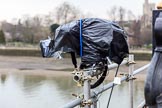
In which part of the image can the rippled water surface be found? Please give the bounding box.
[0,56,148,108]
[0,73,145,108]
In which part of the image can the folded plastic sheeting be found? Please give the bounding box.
[40,37,62,59]
[40,18,129,65]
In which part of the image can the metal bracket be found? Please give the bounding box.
[72,93,84,99]
[127,61,136,66]
[72,93,93,107]
[81,99,93,106]
[120,73,136,82]
[71,68,82,75]
[126,75,137,82]
[83,76,93,80]
[71,93,85,108]
[72,69,84,86]
[120,73,129,76]
[72,69,94,87]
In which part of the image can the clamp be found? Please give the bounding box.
[81,99,93,107]
[126,75,137,82]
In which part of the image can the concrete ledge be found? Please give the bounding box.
[0,48,41,57]
[0,48,152,60]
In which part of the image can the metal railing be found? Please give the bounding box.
[60,55,150,108]
[137,100,146,108]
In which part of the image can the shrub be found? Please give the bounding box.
[0,30,6,44]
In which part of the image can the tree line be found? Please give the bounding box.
[0,2,152,48]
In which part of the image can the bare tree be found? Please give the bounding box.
[1,21,18,41]
[118,6,126,27]
[130,20,142,47]
[23,17,34,43]
[107,6,117,21]
[43,12,54,26]
[31,16,50,42]
[140,27,152,45]
[55,2,80,24]
[118,7,125,21]
[127,10,135,21]
[21,15,50,43]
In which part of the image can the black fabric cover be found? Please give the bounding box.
[52,18,129,65]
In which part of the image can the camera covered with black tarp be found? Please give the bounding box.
[40,18,129,88]
[40,18,129,66]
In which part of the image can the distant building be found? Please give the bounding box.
[142,0,155,28]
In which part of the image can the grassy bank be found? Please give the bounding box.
[130,50,152,61]
[0,47,152,60]
[0,47,41,57]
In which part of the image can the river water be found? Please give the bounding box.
[0,56,149,108]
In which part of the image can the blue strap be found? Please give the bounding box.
[80,19,83,57]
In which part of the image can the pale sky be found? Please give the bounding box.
[0,0,161,22]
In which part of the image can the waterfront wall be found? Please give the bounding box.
[0,48,152,60]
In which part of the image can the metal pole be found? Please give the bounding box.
[61,63,150,108]
[129,55,134,108]
[137,100,145,108]
[83,71,91,108]
[91,96,97,108]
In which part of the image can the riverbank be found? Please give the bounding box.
[0,56,149,81]
[0,47,152,60]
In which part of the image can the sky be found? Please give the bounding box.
[0,0,161,22]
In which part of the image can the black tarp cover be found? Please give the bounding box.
[52,18,129,64]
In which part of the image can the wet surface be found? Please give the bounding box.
[0,56,150,108]
[0,56,75,71]
[0,73,145,108]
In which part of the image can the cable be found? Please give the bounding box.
[70,52,77,68]
[91,65,108,89]
[106,64,120,108]
[91,59,108,89]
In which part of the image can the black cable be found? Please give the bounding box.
[70,52,77,68]
[91,59,108,89]
[91,65,108,89]
[106,64,120,108]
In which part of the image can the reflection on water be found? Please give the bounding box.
[99,80,144,108]
[0,74,7,84]
[0,73,144,108]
